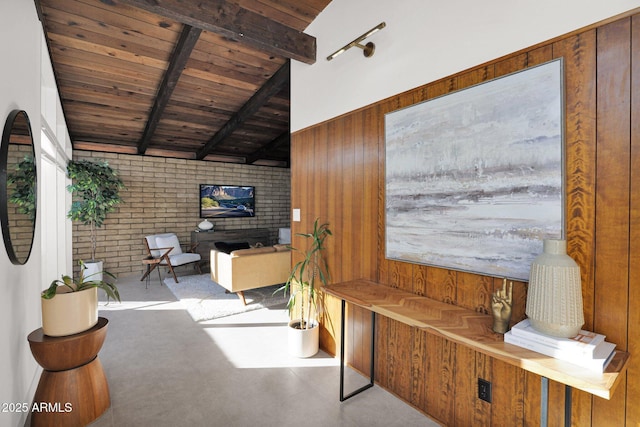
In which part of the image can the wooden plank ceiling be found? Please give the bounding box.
[36,0,331,167]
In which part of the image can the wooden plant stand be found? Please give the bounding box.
[27,317,110,427]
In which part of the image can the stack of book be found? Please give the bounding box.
[504,319,616,372]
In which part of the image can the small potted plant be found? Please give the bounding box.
[41,261,120,337]
[66,159,124,280]
[279,218,331,357]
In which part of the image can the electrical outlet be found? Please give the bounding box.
[478,378,492,403]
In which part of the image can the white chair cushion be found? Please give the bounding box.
[161,252,201,267]
[155,234,183,256]
[146,235,162,258]
[146,233,179,257]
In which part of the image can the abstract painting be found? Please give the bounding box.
[385,59,564,281]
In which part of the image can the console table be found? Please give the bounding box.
[322,279,630,427]
[191,228,271,267]
[27,317,110,427]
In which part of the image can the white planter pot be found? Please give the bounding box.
[84,260,103,282]
[41,287,98,337]
[288,320,319,358]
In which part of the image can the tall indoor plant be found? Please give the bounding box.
[280,218,331,357]
[67,159,124,279]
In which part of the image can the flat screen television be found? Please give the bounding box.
[200,184,255,218]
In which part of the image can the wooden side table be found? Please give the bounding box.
[27,317,110,427]
[140,256,162,287]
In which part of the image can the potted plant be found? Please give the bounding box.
[67,159,124,280]
[41,260,120,337]
[279,218,331,357]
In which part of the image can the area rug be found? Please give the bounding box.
[163,274,287,321]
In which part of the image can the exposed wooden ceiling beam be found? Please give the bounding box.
[138,24,202,155]
[117,0,316,64]
[196,60,290,160]
[245,131,289,164]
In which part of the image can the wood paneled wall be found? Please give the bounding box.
[291,11,639,427]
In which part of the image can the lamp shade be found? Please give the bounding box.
[525,239,584,338]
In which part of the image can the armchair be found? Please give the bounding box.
[142,233,202,283]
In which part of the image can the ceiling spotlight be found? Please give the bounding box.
[327,22,386,61]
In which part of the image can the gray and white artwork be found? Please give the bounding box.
[385,59,564,281]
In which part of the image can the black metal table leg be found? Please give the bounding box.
[565,384,572,427]
[339,299,375,401]
[541,376,572,427]
[541,376,549,427]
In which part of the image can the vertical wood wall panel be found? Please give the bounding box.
[490,359,525,426]
[426,335,455,425]
[628,14,640,427]
[410,328,428,411]
[291,11,639,426]
[593,18,631,427]
[388,320,412,402]
[554,29,598,426]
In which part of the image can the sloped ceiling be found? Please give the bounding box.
[36,0,332,167]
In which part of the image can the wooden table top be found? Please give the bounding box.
[28,317,109,371]
[322,279,630,400]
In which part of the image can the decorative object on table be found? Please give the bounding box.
[278,218,331,358]
[511,318,605,358]
[491,278,513,334]
[41,260,120,337]
[384,59,564,281]
[504,319,616,373]
[198,218,214,231]
[0,109,37,265]
[526,239,584,338]
[66,159,125,280]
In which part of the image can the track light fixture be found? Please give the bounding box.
[326,22,386,61]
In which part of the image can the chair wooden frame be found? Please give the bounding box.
[141,236,202,283]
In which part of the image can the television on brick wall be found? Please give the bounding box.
[199,184,255,218]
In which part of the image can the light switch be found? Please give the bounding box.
[293,209,301,222]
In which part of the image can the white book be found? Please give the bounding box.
[511,319,605,358]
[504,331,616,373]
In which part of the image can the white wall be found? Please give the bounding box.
[0,1,43,426]
[291,0,640,132]
[0,1,71,426]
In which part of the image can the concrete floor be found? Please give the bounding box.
[90,271,441,427]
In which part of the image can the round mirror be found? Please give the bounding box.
[0,110,37,265]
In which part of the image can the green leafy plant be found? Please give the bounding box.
[67,159,124,261]
[278,218,331,330]
[42,260,121,303]
[7,155,36,222]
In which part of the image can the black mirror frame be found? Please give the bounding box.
[0,109,37,265]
